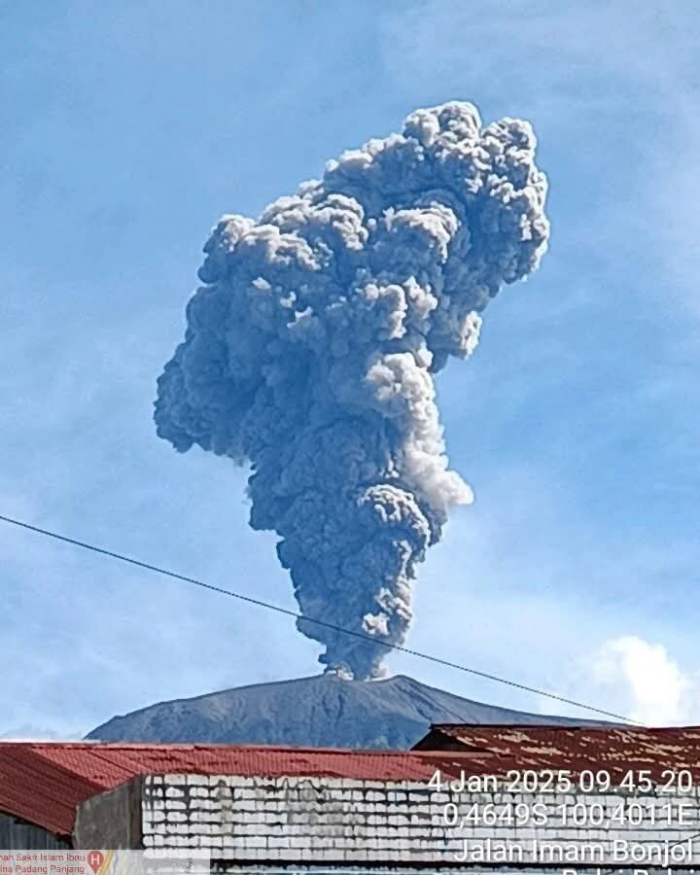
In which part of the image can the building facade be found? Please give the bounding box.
[3,727,700,870]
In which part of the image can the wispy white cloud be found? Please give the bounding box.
[387,460,700,721]
[581,636,698,725]
[0,724,81,741]
[1,0,697,736]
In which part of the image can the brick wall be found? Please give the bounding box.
[135,773,700,868]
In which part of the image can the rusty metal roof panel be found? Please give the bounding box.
[0,742,457,836]
[6,729,700,839]
[417,724,700,776]
[0,745,102,837]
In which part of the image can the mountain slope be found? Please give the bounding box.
[87,674,595,749]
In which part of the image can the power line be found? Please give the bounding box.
[0,511,642,725]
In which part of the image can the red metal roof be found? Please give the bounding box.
[414,723,700,777]
[0,742,461,838]
[7,728,700,839]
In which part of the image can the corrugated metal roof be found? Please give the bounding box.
[7,728,700,839]
[0,742,463,837]
[414,724,700,777]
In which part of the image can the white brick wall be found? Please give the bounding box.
[139,773,700,868]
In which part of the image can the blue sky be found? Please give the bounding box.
[1,0,699,736]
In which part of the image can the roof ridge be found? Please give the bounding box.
[0,740,439,755]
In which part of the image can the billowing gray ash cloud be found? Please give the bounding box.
[155,102,550,680]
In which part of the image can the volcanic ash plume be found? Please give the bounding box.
[155,101,550,679]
